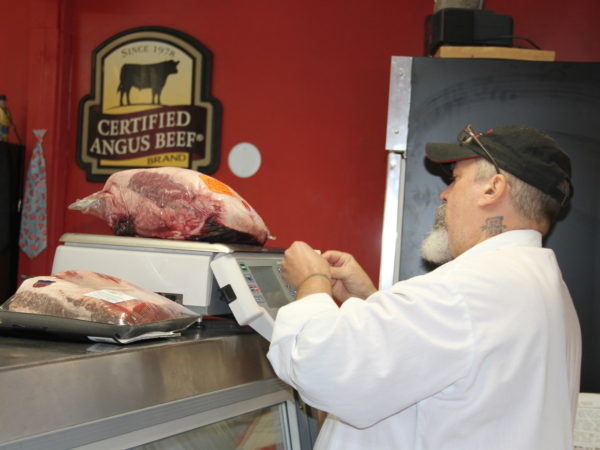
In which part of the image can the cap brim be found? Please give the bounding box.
[425,142,480,163]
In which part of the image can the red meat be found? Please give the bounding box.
[69,167,271,245]
[6,270,195,325]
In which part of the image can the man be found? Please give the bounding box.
[267,125,582,449]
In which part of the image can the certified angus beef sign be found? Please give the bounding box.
[77,27,222,181]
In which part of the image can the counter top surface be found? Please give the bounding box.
[0,320,253,371]
[0,321,277,445]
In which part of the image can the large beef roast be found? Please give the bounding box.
[5,270,196,325]
[69,167,271,245]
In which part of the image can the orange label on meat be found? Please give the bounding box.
[200,175,237,197]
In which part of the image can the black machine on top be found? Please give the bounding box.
[426,8,514,55]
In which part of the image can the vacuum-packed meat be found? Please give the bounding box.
[68,167,271,245]
[4,270,196,325]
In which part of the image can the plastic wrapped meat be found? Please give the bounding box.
[4,270,197,325]
[68,167,271,245]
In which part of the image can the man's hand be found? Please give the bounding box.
[282,241,332,299]
[323,250,377,302]
[282,242,377,303]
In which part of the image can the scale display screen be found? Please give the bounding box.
[248,265,290,309]
[236,258,295,318]
[210,252,295,341]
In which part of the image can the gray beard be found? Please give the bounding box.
[421,204,452,265]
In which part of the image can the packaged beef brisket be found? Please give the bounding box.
[3,270,198,326]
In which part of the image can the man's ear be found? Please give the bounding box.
[478,174,508,206]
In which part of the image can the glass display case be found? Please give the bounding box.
[0,328,317,449]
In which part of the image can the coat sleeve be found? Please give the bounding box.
[266,277,474,429]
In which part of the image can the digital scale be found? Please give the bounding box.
[51,233,296,341]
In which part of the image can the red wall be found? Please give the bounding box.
[2,0,600,288]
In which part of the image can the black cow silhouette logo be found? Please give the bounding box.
[118,60,179,106]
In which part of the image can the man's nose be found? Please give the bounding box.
[439,187,449,202]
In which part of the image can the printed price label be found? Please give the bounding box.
[86,289,136,303]
[574,393,600,449]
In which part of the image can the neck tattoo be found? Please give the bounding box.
[481,216,506,237]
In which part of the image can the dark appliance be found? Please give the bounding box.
[0,142,24,302]
[426,9,513,54]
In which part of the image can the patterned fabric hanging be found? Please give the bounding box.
[19,129,48,259]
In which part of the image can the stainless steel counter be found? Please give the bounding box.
[0,324,295,448]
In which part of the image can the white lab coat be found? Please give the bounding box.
[267,230,581,449]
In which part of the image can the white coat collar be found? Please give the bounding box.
[457,229,543,261]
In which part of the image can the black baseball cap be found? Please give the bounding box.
[425,125,572,205]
